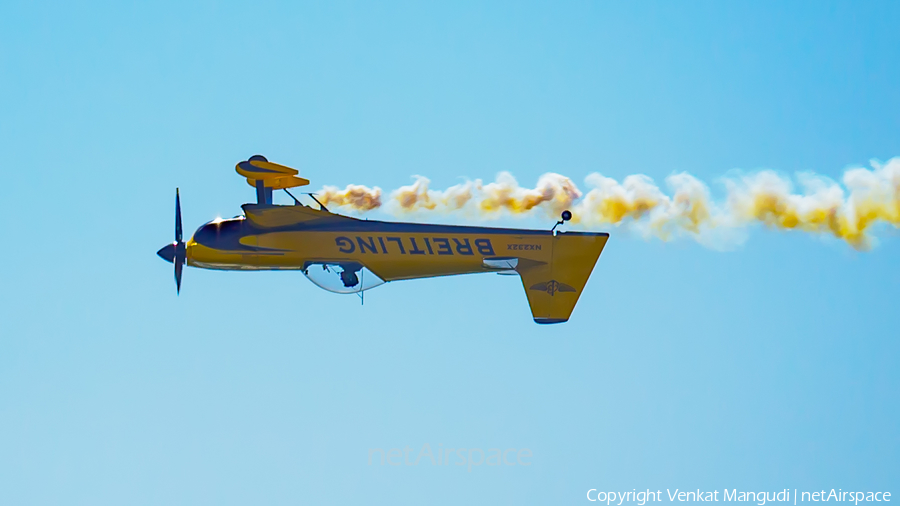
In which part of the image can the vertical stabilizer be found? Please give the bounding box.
[518,232,609,324]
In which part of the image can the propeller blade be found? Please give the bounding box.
[166,188,187,294]
[175,188,183,243]
[175,258,183,295]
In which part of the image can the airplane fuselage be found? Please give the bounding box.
[187,204,597,280]
[170,202,608,323]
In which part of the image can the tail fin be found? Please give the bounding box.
[518,232,609,324]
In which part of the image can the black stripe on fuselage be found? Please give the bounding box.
[254,213,610,237]
[191,211,609,251]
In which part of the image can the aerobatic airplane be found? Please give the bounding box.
[156,156,609,323]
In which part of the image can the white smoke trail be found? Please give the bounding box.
[317,157,900,250]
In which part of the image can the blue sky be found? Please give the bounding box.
[1,1,898,504]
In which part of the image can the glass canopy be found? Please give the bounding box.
[303,262,385,294]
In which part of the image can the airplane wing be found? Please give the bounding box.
[236,158,310,189]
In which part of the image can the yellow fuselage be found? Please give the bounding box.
[183,203,608,323]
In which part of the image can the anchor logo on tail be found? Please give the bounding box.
[529,280,576,296]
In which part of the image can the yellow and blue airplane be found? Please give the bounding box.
[157,156,609,323]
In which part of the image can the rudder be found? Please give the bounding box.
[518,232,608,324]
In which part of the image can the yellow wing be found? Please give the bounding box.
[236,157,310,190]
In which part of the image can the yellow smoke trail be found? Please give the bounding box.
[391,176,477,211]
[317,157,900,250]
[386,172,582,215]
[318,184,383,211]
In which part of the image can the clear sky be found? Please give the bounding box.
[1,1,898,504]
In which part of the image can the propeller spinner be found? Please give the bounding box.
[156,189,187,294]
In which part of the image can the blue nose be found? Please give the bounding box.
[157,243,176,263]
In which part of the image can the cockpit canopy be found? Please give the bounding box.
[303,262,385,294]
